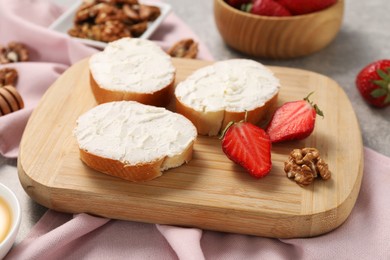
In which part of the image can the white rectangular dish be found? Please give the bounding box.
[49,0,172,49]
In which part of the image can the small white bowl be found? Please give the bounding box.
[49,0,172,49]
[0,183,21,259]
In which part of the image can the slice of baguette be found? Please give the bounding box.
[74,101,197,182]
[89,38,176,107]
[175,59,280,136]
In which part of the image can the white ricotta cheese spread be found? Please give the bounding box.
[89,38,175,93]
[74,101,197,165]
[175,59,280,112]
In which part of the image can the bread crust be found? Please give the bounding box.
[175,93,279,136]
[79,140,195,182]
[90,72,175,107]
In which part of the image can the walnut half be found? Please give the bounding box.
[0,68,18,87]
[167,39,198,59]
[0,42,29,64]
[284,147,331,186]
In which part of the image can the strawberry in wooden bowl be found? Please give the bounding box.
[274,0,337,15]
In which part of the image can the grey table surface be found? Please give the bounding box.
[0,0,389,246]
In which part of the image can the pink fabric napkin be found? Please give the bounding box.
[0,0,212,158]
[5,147,390,259]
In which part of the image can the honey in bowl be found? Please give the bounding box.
[0,197,12,243]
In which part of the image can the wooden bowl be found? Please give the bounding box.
[214,0,344,59]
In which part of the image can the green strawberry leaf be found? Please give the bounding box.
[371,88,387,98]
[241,3,252,12]
[219,111,248,140]
[219,121,235,140]
[303,92,324,118]
[313,104,324,117]
[373,79,388,89]
[376,69,390,81]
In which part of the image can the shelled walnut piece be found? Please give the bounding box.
[0,42,29,64]
[68,0,161,42]
[284,148,331,186]
[0,68,18,87]
[167,39,198,59]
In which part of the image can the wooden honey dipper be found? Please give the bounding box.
[0,85,24,116]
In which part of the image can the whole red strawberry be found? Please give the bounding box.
[275,0,337,15]
[266,93,323,143]
[225,0,251,9]
[250,0,292,16]
[221,115,272,178]
[356,59,390,108]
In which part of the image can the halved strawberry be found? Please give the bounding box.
[221,115,272,178]
[265,93,323,143]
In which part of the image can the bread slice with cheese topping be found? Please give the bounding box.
[174,59,280,136]
[74,101,197,182]
[89,38,176,107]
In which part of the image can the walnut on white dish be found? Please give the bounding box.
[284,147,331,186]
[0,42,29,64]
[69,20,132,42]
[68,0,161,43]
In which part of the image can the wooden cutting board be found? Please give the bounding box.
[18,58,363,238]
